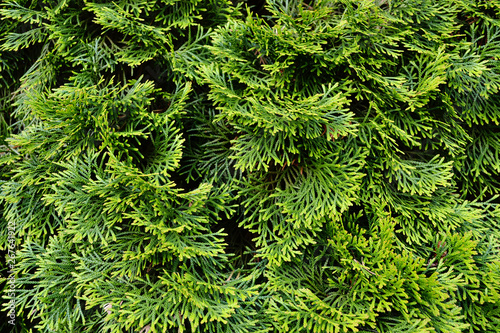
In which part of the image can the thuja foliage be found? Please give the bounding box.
[1,0,500,332]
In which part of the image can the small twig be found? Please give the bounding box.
[226,270,234,282]
[139,324,151,333]
[0,145,20,155]
[353,258,377,276]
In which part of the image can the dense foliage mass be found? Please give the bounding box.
[1,0,500,332]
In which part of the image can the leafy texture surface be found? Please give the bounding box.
[1,0,500,332]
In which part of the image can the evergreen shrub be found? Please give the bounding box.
[1,0,500,332]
